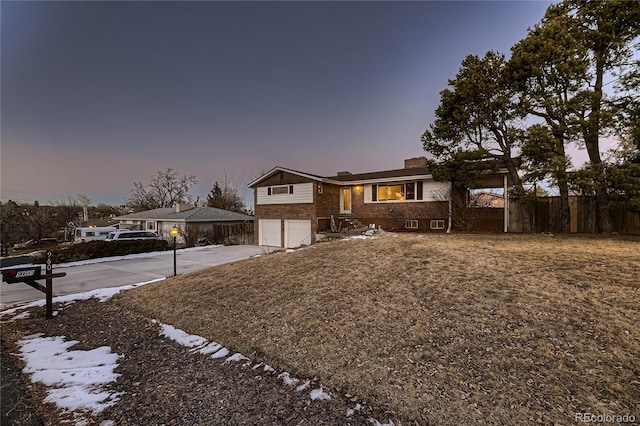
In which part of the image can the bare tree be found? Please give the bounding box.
[206,172,250,214]
[76,193,91,222]
[127,168,197,211]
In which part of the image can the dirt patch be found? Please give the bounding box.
[1,299,375,425]
[117,233,640,425]
[1,339,44,426]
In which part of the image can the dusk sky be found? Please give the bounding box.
[1,1,555,207]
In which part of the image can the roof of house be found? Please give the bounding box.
[248,165,434,187]
[247,166,342,187]
[248,160,512,188]
[325,166,433,183]
[115,206,253,223]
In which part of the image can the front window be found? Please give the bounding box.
[378,184,405,201]
[373,182,422,202]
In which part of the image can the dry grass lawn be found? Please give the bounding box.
[117,233,640,425]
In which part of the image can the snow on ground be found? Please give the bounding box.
[17,333,123,415]
[0,278,165,320]
[2,253,396,426]
[2,245,222,269]
[310,387,331,401]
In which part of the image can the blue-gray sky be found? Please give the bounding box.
[1,0,554,206]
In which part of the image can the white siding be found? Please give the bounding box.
[364,185,372,203]
[423,181,452,201]
[256,183,314,205]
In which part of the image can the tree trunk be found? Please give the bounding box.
[558,180,571,233]
[595,187,612,233]
[504,158,533,232]
[583,51,612,233]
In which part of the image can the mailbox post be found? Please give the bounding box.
[46,251,53,318]
[1,251,66,319]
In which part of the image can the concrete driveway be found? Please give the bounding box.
[0,245,265,307]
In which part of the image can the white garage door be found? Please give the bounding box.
[259,219,281,247]
[285,220,311,248]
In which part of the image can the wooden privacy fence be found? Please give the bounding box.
[509,196,640,235]
[187,222,254,246]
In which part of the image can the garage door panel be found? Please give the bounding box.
[285,220,311,248]
[259,219,281,247]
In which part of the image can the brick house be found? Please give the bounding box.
[248,157,512,248]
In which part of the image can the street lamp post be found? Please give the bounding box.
[170,226,179,276]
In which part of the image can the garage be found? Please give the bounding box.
[259,219,281,247]
[285,220,312,248]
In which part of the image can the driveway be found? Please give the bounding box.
[0,245,265,307]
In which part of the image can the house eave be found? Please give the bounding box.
[247,166,342,187]
[339,174,434,185]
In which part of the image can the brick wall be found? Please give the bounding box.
[354,201,449,230]
[253,171,321,245]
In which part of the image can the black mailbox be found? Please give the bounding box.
[1,266,42,284]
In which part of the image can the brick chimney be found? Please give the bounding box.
[336,171,352,176]
[404,157,428,169]
[175,203,194,213]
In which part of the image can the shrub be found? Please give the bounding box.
[31,240,169,264]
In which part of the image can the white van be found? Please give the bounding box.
[105,230,159,241]
[74,227,117,243]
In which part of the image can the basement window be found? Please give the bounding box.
[430,220,445,230]
[405,219,419,229]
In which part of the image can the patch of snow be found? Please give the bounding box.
[309,387,331,400]
[252,362,275,373]
[1,278,165,316]
[369,419,395,426]
[277,372,299,386]
[347,403,362,416]
[263,364,275,373]
[159,323,208,348]
[211,347,230,359]
[9,310,30,320]
[225,352,249,363]
[295,380,310,392]
[196,342,222,355]
[17,333,123,415]
[7,245,222,270]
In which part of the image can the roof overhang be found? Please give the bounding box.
[247,166,342,187]
[466,168,513,189]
